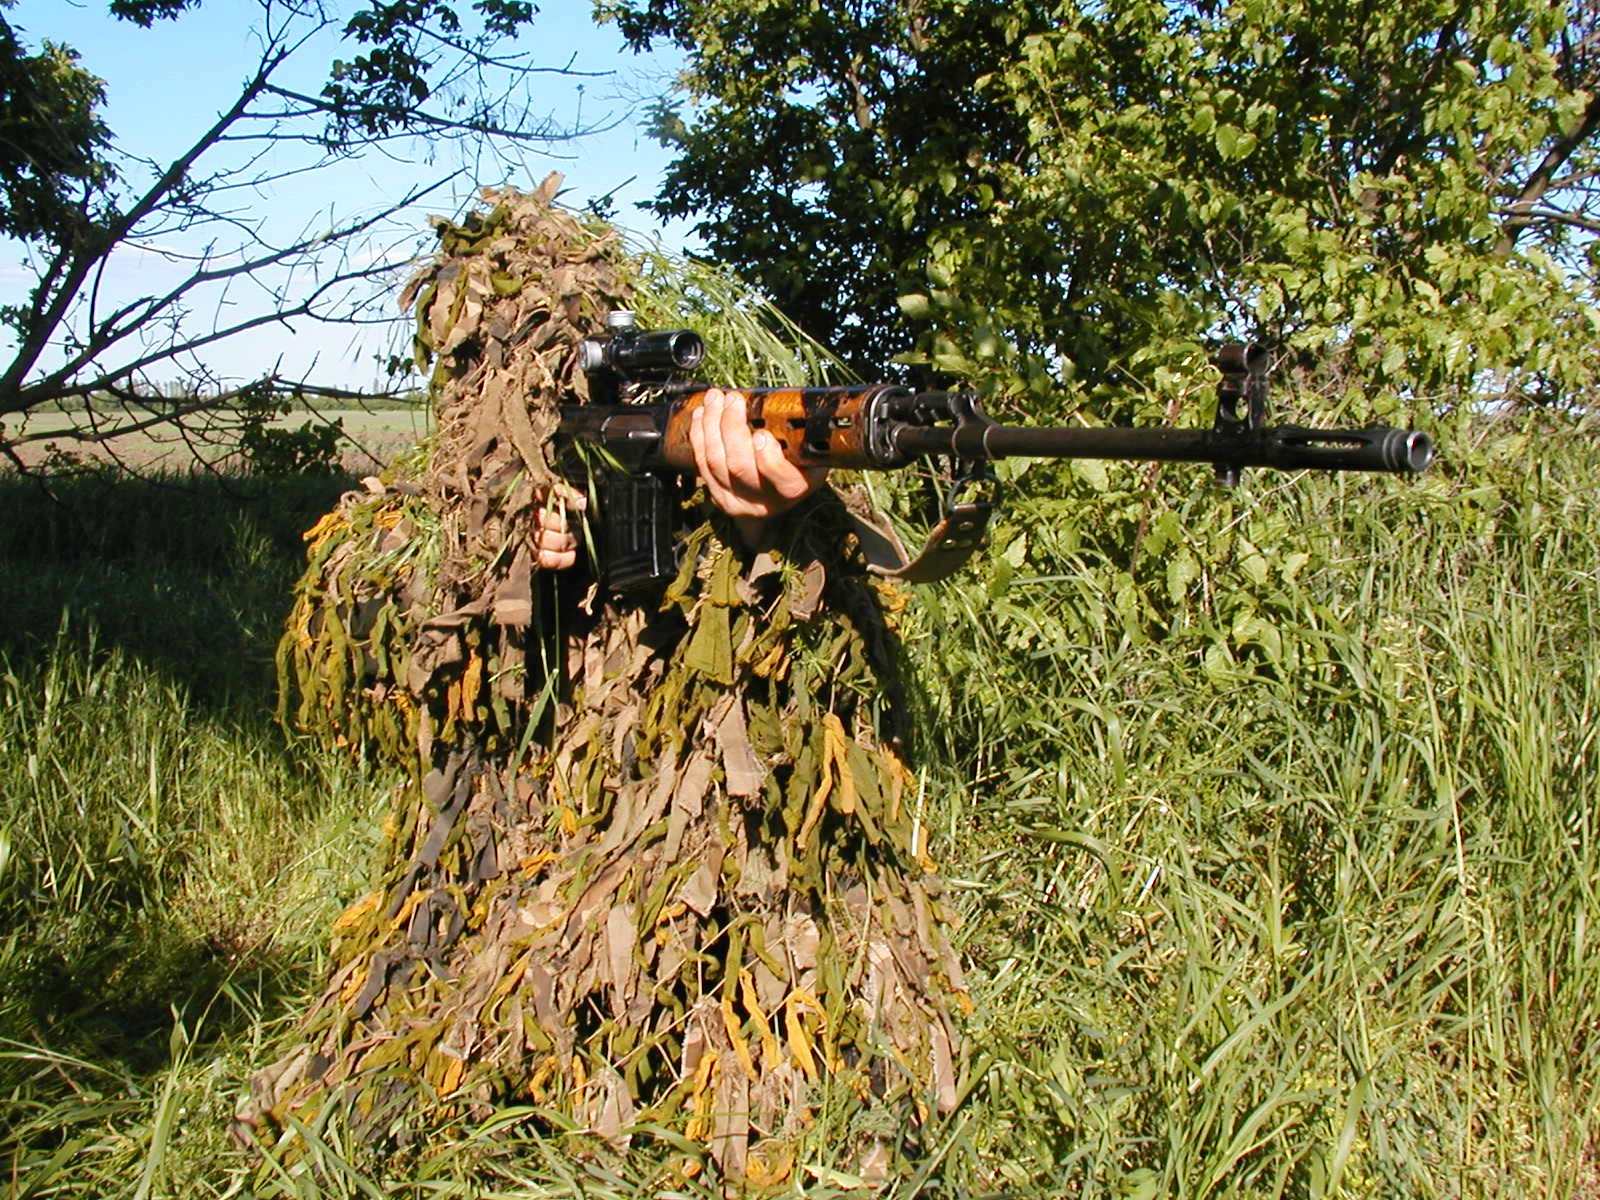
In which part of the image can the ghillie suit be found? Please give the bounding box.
[243,178,969,1182]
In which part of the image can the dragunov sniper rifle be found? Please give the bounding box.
[559,311,1435,590]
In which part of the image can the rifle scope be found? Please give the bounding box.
[577,321,704,378]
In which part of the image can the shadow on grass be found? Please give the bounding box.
[0,470,361,1095]
[0,470,351,715]
[18,917,298,1078]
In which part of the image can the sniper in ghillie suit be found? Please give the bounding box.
[239,177,970,1186]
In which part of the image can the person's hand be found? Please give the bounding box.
[531,483,586,571]
[689,387,828,546]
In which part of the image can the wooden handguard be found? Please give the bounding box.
[655,386,902,472]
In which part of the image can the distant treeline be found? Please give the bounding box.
[37,390,429,414]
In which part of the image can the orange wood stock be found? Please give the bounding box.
[656,386,889,472]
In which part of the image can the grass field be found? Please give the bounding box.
[1,413,1597,1196]
[8,408,429,473]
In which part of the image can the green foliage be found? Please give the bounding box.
[0,633,393,1200]
[609,0,1600,406]
[892,411,1600,1193]
[236,389,346,477]
[106,0,202,26]
[0,471,350,702]
[0,473,389,1197]
[0,630,378,1069]
[325,0,537,140]
[0,13,111,244]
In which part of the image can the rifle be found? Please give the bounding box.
[559,312,1434,590]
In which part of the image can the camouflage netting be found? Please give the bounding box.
[244,176,969,1182]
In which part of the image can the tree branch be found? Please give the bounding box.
[1498,90,1600,251]
[0,41,294,404]
[1496,203,1600,237]
[2,0,616,470]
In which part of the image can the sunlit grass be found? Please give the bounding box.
[0,630,393,1197]
[912,423,1600,1196]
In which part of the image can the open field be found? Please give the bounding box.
[7,408,429,473]
[1,414,1598,1196]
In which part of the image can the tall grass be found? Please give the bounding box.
[0,472,348,707]
[1,417,1597,1196]
[905,418,1600,1196]
[0,475,388,1198]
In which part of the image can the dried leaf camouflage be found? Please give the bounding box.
[248,179,968,1181]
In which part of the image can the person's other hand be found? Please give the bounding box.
[531,483,587,571]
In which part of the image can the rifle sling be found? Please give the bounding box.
[842,488,994,585]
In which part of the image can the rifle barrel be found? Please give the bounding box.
[890,422,1434,475]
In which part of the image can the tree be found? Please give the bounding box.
[610,0,1600,411]
[0,13,112,245]
[0,0,601,471]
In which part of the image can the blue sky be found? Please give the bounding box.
[8,0,694,390]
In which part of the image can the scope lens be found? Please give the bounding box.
[612,330,704,373]
[662,331,704,370]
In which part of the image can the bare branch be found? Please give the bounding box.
[1496,204,1600,237]
[7,390,253,449]
[2,0,617,471]
[0,42,292,402]
[256,80,619,145]
[42,179,444,389]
